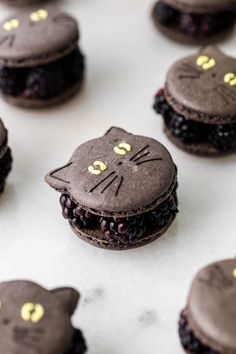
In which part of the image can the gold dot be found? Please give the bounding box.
[30,9,48,22]
[21,303,45,323]
[233,268,236,278]
[3,19,20,31]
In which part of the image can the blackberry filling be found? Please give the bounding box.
[65,329,87,354]
[60,191,178,246]
[155,1,235,37]
[0,148,12,192]
[154,89,236,153]
[179,311,220,354]
[0,48,85,100]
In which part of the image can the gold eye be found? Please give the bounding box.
[3,19,20,31]
[196,56,216,70]
[114,143,132,156]
[88,161,107,175]
[21,303,45,323]
[30,9,48,22]
[233,268,236,278]
[224,73,236,86]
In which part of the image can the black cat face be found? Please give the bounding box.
[46,127,176,215]
[166,46,236,117]
[0,281,79,354]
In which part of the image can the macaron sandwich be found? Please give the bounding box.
[0,280,87,353]
[0,6,85,108]
[179,258,236,354]
[46,127,178,250]
[154,46,236,156]
[152,0,236,44]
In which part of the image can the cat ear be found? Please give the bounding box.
[199,46,225,59]
[51,287,80,315]
[104,127,131,141]
[45,161,74,191]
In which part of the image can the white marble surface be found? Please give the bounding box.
[0,0,236,353]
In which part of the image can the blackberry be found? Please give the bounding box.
[208,124,236,153]
[59,190,178,246]
[179,311,220,354]
[170,114,205,144]
[179,14,198,36]
[64,49,85,84]
[25,64,64,99]
[66,329,87,354]
[0,148,12,192]
[156,1,178,25]
[200,15,218,36]
[149,194,178,227]
[60,194,95,229]
[153,89,172,125]
[100,193,178,244]
[100,215,147,245]
[0,67,26,96]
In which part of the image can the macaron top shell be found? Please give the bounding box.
[166,46,236,123]
[163,0,236,14]
[0,6,79,67]
[46,127,177,217]
[0,280,80,354]
[187,259,236,354]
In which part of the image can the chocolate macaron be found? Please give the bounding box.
[0,280,87,354]
[154,46,236,156]
[152,0,236,44]
[0,118,12,193]
[179,259,236,354]
[45,127,178,250]
[0,6,85,108]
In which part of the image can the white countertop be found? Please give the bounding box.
[0,0,236,353]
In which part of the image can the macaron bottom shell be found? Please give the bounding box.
[154,89,236,156]
[152,1,235,44]
[0,48,85,109]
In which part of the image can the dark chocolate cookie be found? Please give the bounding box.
[45,127,178,250]
[0,118,12,193]
[153,46,236,156]
[0,6,85,108]
[179,259,236,354]
[151,0,236,44]
[0,280,87,354]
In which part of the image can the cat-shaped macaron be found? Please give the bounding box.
[179,259,236,354]
[0,6,85,108]
[0,280,87,354]
[154,46,236,155]
[152,0,236,44]
[46,127,178,250]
